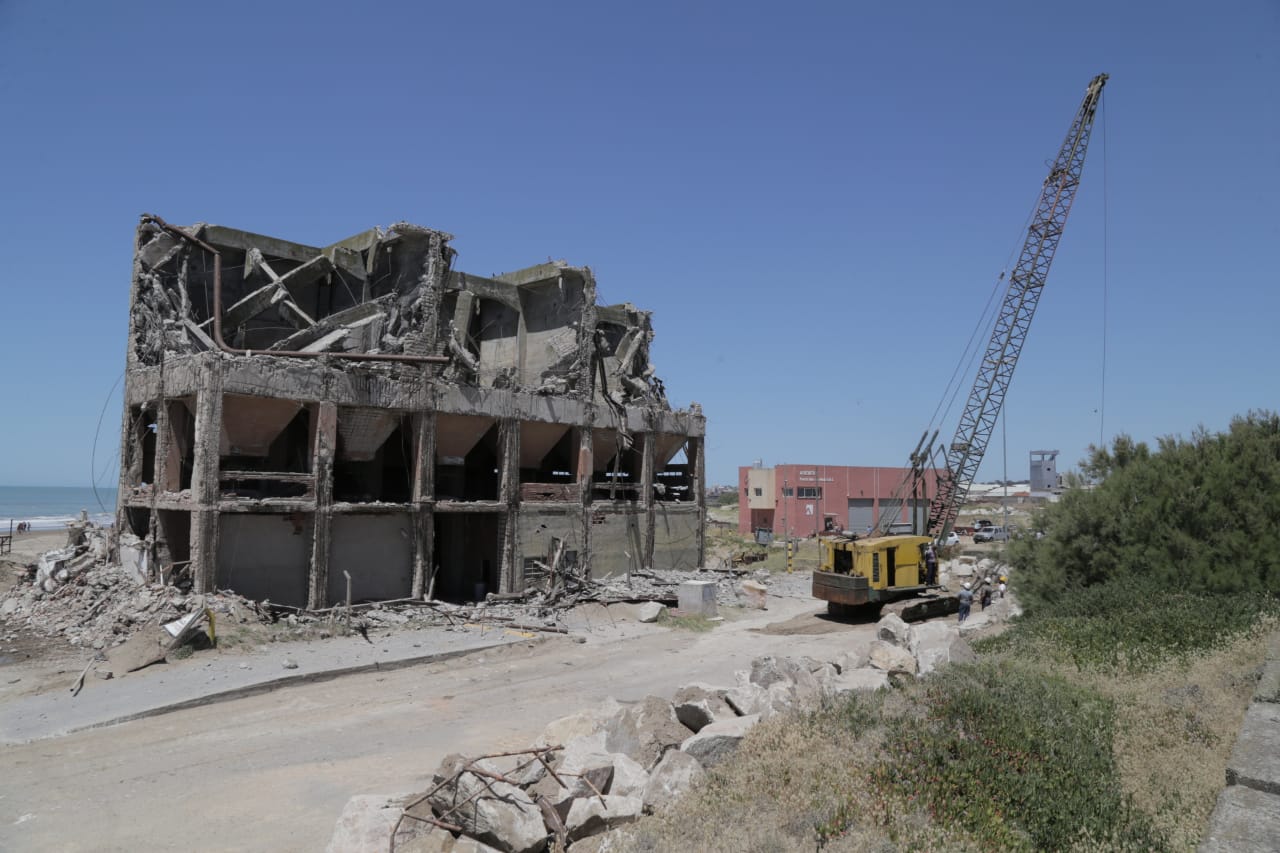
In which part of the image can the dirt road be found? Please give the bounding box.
[0,586,872,852]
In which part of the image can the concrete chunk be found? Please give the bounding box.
[868,640,918,675]
[1199,784,1280,852]
[642,750,705,813]
[1226,702,1280,796]
[677,581,717,617]
[564,795,642,842]
[679,714,759,768]
[325,793,408,853]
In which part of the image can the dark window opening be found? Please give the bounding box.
[334,417,414,503]
[435,422,500,501]
[220,407,314,499]
[163,399,196,492]
[434,513,501,602]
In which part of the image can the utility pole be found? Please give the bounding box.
[783,476,793,573]
[1002,406,1010,534]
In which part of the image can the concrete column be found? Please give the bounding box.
[641,430,656,570]
[498,418,520,593]
[307,401,337,609]
[577,424,594,577]
[189,358,223,594]
[411,411,436,598]
[689,437,707,567]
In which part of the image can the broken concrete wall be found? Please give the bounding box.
[216,514,313,607]
[328,513,413,603]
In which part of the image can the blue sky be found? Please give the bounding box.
[0,1,1276,489]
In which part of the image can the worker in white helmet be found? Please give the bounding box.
[957,581,974,623]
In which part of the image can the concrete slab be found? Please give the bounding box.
[1200,784,1280,852]
[1226,701,1280,796]
[0,625,530,744]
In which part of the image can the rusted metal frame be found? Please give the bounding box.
[141,214,449,365]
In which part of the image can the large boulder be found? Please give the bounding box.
[724,681,770,717]
[604,753,649,799]
[868,639,918,676]
[875,613,912,648]
[911,622,977,676]
[635,601,665,623]
[564,829,630,852]
[671,684,734,732]
[427,756,547,853]
[740,580,768,609]
[397,829,504,853]
[748,656,793,688]
[325,794,409,853]
[642,750,706,813]
[833,649,869,674]
[538,753,614,808]
[828,667,891,694]
[603,696,693,769]
[680,714,760,768]
[564,795,643,842]
[536,698,620,748]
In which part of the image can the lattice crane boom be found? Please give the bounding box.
[928,73,1108,540]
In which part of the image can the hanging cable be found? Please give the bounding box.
[90,372,126,514]
[1099,91,1110,448]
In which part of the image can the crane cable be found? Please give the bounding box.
[1099,91,1110,448]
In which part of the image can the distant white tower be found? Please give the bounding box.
[1030,450,1060,492]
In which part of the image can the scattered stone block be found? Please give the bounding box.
[875,613,912,648]
[677,581,717,617]
[1199,784,1280,852]
[671,684,733,728]
[642,750,705,813]
[1225,702,1280,796]
[680,714,759,768]
[564,795,642,842]
[427,756,547,853]
[325,793,409,853]
[829,667,890,694]
[635,602,664,623]
[739,580,767,609]
[868,639,918,675]
[602,696,691,769]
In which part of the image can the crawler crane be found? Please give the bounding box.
[814,73,1108,620]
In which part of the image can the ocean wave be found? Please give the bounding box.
[6,514,115,532]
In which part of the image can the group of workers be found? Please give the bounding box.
[956,573,1007,623]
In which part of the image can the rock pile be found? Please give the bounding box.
[329,616,981,853]
[1,526,272,653]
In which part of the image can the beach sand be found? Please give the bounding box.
[3,528,68,564]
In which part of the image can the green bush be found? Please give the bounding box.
[977,578,1279,672]
[874,663,1161,851]
[1009,412,1280,613]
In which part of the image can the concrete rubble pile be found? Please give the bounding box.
[328,614,983,852]
[1,524,271,653]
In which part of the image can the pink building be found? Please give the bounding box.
[737,463,941,538]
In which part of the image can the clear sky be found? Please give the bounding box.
[0,1,1276,489]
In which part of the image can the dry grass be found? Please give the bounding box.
[1088,622,1272,849]
[620,690,988,853]
[613,618,1272,852]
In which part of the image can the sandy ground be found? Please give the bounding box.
[2,528,66,564]
[0,573,875,852]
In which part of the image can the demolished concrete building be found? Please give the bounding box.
[115,214,705,609]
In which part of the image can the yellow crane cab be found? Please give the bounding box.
[814,534,955,620]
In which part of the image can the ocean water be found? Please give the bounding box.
[0,485,117,531]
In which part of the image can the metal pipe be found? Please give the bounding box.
[140,213,450,365]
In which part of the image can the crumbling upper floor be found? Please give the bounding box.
[129,216,670,410]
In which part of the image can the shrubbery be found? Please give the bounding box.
[874,663,1158,851]
[1008,411,1280,613]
